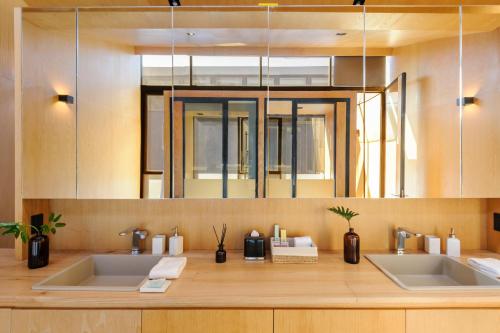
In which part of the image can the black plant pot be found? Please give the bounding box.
[28,234,49,269]
[343,228,360,264]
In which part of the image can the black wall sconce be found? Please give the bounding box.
[58,95,74,104]
[456,97,476,106]
[168,0,181,6]
[353,0,365,5]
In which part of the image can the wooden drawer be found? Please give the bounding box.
[406,309,500,333]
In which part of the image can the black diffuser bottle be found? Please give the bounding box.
[343,228,360,264]
[28,232,49,269]
[213,224,227,264]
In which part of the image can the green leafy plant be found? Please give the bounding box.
[0,213,65,243]
[328,206,359,229]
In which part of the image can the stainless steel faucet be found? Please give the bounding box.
[395,227,423,255]
[119,227,148,255]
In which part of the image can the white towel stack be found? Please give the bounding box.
[294,236,313,247]
[149,257,187,280]
[467,258,500,278]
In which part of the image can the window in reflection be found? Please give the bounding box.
[142,55,190,86]
[262,57,330,86]
[183,99,258,198]
[192,56,260,86]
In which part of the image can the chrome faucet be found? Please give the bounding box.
[119,227,148,255]
[395,227,422,255]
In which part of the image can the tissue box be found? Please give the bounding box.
[424,235,440,254]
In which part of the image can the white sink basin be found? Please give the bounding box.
[366,254,500,291]
[32,254,162,291]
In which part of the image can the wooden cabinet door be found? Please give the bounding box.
[11,309,141,333]
[406,309,500,333]
[0,309,11,333]
[274,309,405,333]
[142,309,273,333]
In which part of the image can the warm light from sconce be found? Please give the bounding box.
[57,95,74,104]
[456,97,476,106]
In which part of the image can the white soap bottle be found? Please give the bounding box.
[169,226,184,256]
[446,228,460,257]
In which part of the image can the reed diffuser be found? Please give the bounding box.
[213,224,227,263]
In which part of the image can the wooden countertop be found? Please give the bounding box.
[0,249,499,309]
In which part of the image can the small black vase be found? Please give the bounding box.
[28,234,49,269]
[215,245,226,263]
[343,228,360,264]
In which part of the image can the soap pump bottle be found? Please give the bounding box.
[169,226,184,256]
[446,228,460,257]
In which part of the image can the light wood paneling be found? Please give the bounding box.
[12,309,141,333]
[275,309,404,333]
[487,199,500,253]
[45,198,486,251]
[76,33,141,199]
[462,27,500,197]
[142,309,273,333]
[406,309,500,333]
[0,309,11,333]
[21,13,77,199]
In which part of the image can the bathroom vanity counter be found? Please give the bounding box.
[0,249,499,309]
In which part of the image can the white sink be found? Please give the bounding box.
[32,254,162,291]
[366,254,500,291]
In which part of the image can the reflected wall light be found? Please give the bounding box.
[456,97,476,106]
[57,95,74,104]
[168,0,181,6]
[353,0,365,5]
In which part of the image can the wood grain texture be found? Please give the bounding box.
[486,199,500,253]
[0,309,11,333]
[45,198,486,252]
[274,309,404,333]
[0,249,499,309]
[142,309,273,333]
[406,309,500,333]
[11,309,141,333]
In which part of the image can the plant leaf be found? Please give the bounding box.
[52,214,62,223]
[55,223,66,228]
[51,228,56,234]
[49,212,55,222]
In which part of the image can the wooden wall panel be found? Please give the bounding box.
[11,309,141,333]
[0,309,11,333]
[406,309,500,333]
[142,309,273,333]
[76,33,141,199]
[45,198,486,251]
[21,13,77,199]
[486,199,500,253]
[274,309,404,333]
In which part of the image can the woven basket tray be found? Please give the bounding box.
[270,237,318,264]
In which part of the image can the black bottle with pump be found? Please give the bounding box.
[343,228,360,264]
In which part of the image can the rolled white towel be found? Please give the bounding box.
[294,236,313,248]
[149,257,187,280]
[467,258,500,278]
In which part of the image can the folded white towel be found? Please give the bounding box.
[294,236,313,248]
[149,257,187,280]
[467,258,500,278]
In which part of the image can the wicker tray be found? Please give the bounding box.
[270,237,318,264]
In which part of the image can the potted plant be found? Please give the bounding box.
[328,206,360,264]
[0,213,65,269]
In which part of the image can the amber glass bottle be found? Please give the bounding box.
[343,228,360,264]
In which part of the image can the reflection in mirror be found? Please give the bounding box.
[266,6,364,198]
[462,6,500,197]
[21,9,77,199]
[366,6,461,198]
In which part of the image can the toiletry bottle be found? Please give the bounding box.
[446,228,460,257]
[169,227,184,256]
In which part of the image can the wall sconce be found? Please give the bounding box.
[57,95,74,104]
[353,0,365,5]
[456,97,476,106]
[168,0,181,6]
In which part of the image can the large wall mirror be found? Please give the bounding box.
[20,5,500,199]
